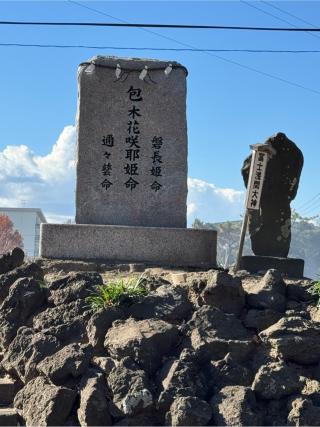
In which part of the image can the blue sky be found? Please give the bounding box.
[0,1,319,223]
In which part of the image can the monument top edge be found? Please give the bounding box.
[79,55,188,75]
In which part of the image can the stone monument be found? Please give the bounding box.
[240,132,304,277]
[40,56,217,268]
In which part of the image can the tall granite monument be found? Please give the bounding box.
[40,56,217,267]
[240,132,304,276]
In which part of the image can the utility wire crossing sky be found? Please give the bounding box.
[2,20,320,31]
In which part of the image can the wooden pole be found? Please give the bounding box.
[235,210,249,272]
[234,149,257,273]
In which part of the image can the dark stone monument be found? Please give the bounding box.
[240,132,305,277]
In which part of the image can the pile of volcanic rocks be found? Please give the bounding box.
[0,249,320,426]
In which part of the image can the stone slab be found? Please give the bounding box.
[40,224,217,268]
[240,255,304,278]
[0,378,16,405]
[0,408,18,426]
[76,56,188,228]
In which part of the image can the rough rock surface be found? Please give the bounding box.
[2,327,61,383]
[37,343,92,385]
[107,358,153,416]
[78,370,112,426]
[252,361,303,399]
[33,299,91,344]
[158,349,208,411]
[0,261,43,302]
[0,263,318,426]
[0,247,24,275]
[188,305,253,361]
[244,269,287,312]
[166,396,212,426]
[105,318,179,374]
[207,353,253,390]
[260,315,320,364]
[14,376,76,426]
[211,385,263,426]
[86,307,123,356]
[200,270,245,315]
[244,308,282,331]
[127,284,192,321]
[287,397,320,426]
[241,132,303,257]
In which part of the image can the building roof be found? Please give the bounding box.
[0,207,47,223]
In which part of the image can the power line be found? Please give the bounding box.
[296,193,320,210]
[241,0,320,42]
[3,42,320,53]
[2,19,320,31]
[300,200,320,216]
[67,0,320,96]
[262,1,320,36]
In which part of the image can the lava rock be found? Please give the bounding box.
[243,309,282,331]
[2,327,61,383]
[0,277,47,348]
[244,270,287,312]
[0,262,43,302]
[87,307,123,356]
[166,396,212,426]
[33,299,91,344]
[264,398,290,426]
[78,370,112,426]
[48,272,103,306]
[287,397,320,426]
[0,247,24,275]
[105,318,179,374]
[92,357,116,375]
[200,271,245,315]
[259,316,320,364]
[207,353,253,390]
[37,343,92,385]
[1,277,46,322]
[211,385,263,426]
[127,284,192,322]
[14,375,76,426]
[107,358,153,416]
[286,279,315,302]
[158,349,208,411]
[301,378,320,406]
[252,361,303,399]
[188,306,253,361]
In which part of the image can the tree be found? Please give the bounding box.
[0,214,24,254]
[192,218,251,268]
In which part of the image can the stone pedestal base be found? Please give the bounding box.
[40,224,217,269]
[240,255,304,278]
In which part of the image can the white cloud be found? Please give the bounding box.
[187,178,245,225]
[0,127,244,225]
[0,125,76,220]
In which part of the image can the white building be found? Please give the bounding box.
[0,207,47,257]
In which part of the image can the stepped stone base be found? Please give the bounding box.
[240,255,304,278]
[40,224,217,269]
[0,408,18,426]
[0,378,16,405]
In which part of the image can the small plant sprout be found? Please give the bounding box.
[307,279,320,308]
[86,274,148,310]
[37,280,48,289]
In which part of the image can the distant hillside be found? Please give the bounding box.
[192,213,320,279]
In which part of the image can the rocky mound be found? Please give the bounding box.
[0,250,320,426]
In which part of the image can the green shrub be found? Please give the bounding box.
[307,279,320,307]
[86,275,148,310]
